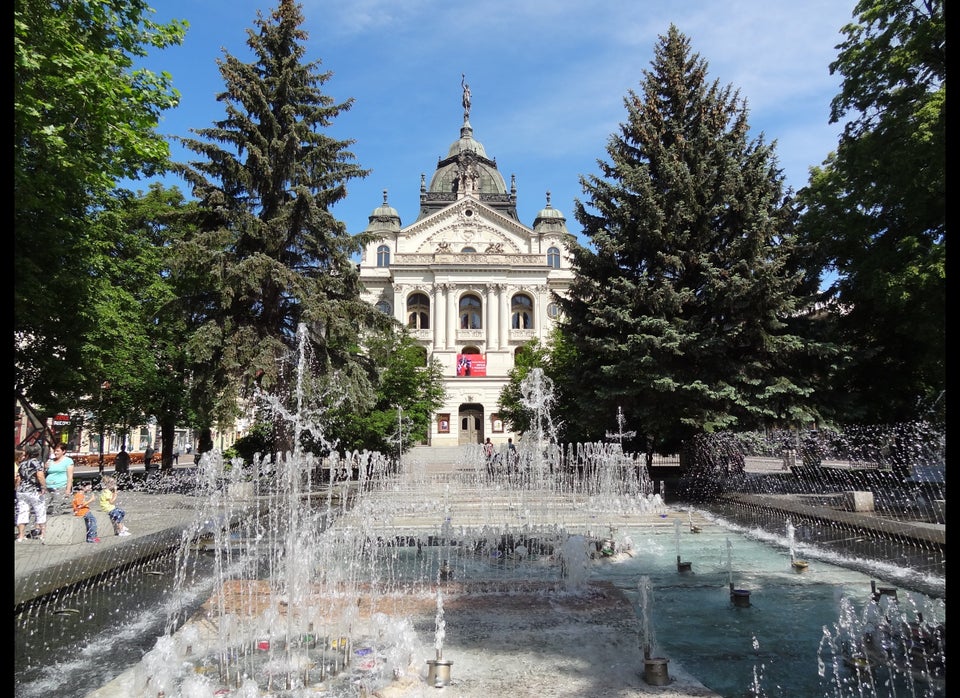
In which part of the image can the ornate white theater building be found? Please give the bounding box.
[357,90,575,448]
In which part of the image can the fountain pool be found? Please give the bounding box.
[14,467,945,698]
[14,357,945,698]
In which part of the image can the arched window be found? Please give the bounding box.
[547,246,561,269]
[407,292,430,329]
[459,294,482,329]
[461,246,477,254]
[511,294,533,329]
[376,245,391,267]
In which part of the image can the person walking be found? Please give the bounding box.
[484,437,495,460]
[15,444,47,543]
[72,481,100,543]
[45,443,74,515]
[113,447,130,476]
[143,443,156,471]
[98,476,130,536]
[507,437,517,471]
[484,437,497,476]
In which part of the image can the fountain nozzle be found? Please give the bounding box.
[642,650,671,685]
[729,582,751,607]
[426,652,454,687]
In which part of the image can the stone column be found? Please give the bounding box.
[446,284,457,349]
[535,285,548,337]
[392,283,405,325]
[499,285,511,351]
[485,283,498,351]
[433,284,445,348]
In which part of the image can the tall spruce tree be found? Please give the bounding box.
[175,0,383,448]
[558,25,826,460]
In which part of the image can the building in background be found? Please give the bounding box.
[357,88,575,447]
[14,394,239,463]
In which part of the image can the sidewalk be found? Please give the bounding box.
[14,469,242,608]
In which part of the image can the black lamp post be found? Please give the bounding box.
[97,381,111,476]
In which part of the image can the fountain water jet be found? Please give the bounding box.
[726,538,751,607]
[638,575,671,686]
[787,518,809,571]
[425,589,453,687]
[675,519,692,573]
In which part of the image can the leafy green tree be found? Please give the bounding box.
[14,0,186,411]
[76,189,165,448]
[559,25,826,462]
[174,0,383,451]
[497,337,555,436]
[797,0,945,425]
[74,184,202,469]
[331,330,447,454]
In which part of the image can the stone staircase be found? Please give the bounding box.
[406,445,476,473]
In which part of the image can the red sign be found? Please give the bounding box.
[456,353,486,377]
[52,413,71,426]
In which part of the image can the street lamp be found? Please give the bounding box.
[98,381,111,476]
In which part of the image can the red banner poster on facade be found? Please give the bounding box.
[456,354,486,377]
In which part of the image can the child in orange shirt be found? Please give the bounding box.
[72,481,100,543]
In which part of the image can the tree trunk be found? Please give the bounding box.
[159,416,177,471]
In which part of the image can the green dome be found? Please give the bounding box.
[427,122,508,196]
[533,192,568,233]
[364,190,401,234]
[445,120,489,159]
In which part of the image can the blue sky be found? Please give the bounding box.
[136,0,857,245]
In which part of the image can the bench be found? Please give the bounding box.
[41,511,117,544]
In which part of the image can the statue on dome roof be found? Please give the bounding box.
[461,73,471,120]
